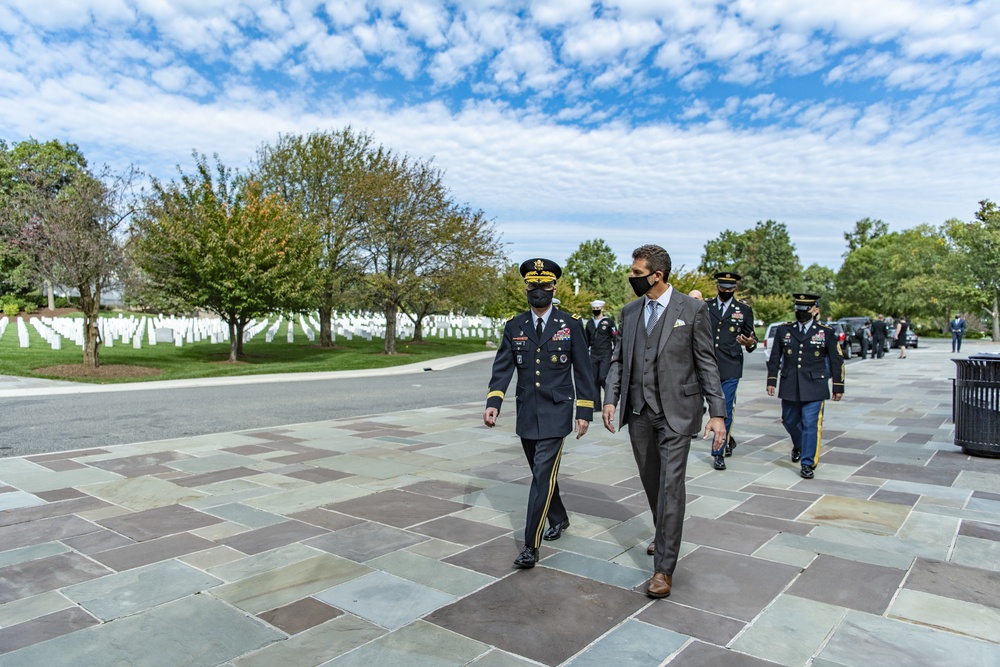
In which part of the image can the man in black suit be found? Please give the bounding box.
[766,294,845,479]
[603,244,726,598]
[484,258,596,568]
[872,314,889,359]
[585,299,618,407]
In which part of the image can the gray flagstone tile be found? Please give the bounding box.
[233,614,385,667]
[96,504,222,541]
[0,553,111,604]
[563,619,687,666]
[0,542,69,569]
[786,554,905,614]
[667,547,799,622]
[680,516,778,555]
[0,594,282,667]
[367,550,495,596]
[62,560,222,621]
[731,594,845,665]
[542,551,648,590]
[0,606,99,655]
[636,599,746,645]
[257,597,342,635]
[316,572,456,630]
[321,620,488,667]
[888,588,1000,644]
[426,568,646,666]
[219,520,329,555]
[666,641,784,666]
[0,490,44,511]
[0,514,99,551]
[817,610,1000,666]
[903,557,1000,608]
[85,532,216,571]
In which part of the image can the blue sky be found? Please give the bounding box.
[2,0,999,273]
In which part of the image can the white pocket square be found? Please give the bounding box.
[673,319,686,328]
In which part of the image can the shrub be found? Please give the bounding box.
[22,302,38,314]
[2,301,21,316]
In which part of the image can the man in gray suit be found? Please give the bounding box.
[603,244,727,598]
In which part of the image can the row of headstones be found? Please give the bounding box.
[3,313,501,350]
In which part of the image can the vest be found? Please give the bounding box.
[628,305,667,414]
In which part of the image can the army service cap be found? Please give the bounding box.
[520,258,562,284]
[714,271,741,289]
[792,293,820,310]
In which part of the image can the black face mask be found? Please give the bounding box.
[629,273,656,297]
[592,310,602,317]
[527,288,554,309]
[795,310,813,323]
[717,290,734,302]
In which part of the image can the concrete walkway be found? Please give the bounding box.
[0,343,999,666]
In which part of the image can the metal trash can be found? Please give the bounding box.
[953,354,1000,457]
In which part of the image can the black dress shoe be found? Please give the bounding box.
[713,455,726,470]
[791,447,801,463]
[543,518,570,541]
[514,545,539,568]
[800,465,815,479]
[725,435,737,457]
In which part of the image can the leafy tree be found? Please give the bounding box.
[836,224,962,323]
[135,154,321,362]
[670,265,715,300]
[482,263,527,320]
[6,164,140,367]
[843,217,888,255]
[751,294,793,326]
[252,129,373,347]
[946,200,1000,339]
[564,239,622,301]
[400,204,505,340]
[0,139,89,297]
[802,263,837,303]
[700,220,801,297]
[348,149,501,354]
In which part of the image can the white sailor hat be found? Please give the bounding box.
[590,300,605,308]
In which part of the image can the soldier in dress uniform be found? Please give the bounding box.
[585,299,618,407]
[765,293,845,479]
[707,271,757,470]
[484,258,596,568]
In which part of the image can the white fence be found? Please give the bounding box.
[1,312,501,350]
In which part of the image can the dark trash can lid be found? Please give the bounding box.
[968,353,1000,360]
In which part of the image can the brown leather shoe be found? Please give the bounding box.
[646,572,672,598]
[646,542,655,556]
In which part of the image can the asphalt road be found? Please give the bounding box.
[0,343,864,458]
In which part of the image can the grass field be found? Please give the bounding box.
[0,315,494,384]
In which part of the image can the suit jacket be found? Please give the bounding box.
[604,290,726,435]
[486,308,595,439]
[872,320,889,341]
[766,321,845,402]
[951,318,967,333]
[708,297,756,380]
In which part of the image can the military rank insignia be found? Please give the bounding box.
[552,328,571,341]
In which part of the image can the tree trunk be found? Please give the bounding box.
[236,318,247,357]
[412,317,424,342]
[79,284,101,368]
[46,281,55,310]
[383,307,397,354]
[319,305,333,347]
[227,318,239,362]
[993,290,999,342]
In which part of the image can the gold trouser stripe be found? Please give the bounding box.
[534,439,565,547]
[487,390,504,399]
[576,399,594,409]
[815,401,825,465]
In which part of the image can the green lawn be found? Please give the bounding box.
[0,315,494,384]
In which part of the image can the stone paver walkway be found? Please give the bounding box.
[1,341,999,666]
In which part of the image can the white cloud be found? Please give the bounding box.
[3,1,1000,271]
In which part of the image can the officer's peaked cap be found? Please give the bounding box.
[714,271,741,288]
[792,293,820,310]
[520,258,562,284]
